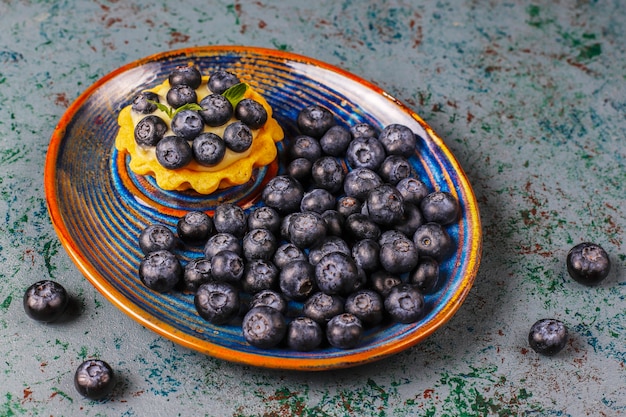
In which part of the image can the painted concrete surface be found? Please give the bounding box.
[1,0,624,416]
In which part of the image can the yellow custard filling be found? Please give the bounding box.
[115,77,284,194]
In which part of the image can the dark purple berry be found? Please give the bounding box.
[223,121,253,153]
[528,319,569,356]
[210,250,244,284]
[343,168,383,201]
[409,257,440,293]
[23,280,69,322]
[351,239,380,272]
[315,252,360,296]
[378,123,417,157]
[320,125,351,156]
[300,188,336,214]
[134,115,167,147]
[384,284,425,324]
[290,135,322,161]
[74,359,115,400]
[139,250,182,292]
[273,243,307,269]
[243,228,277,261]
[181,258,212,292]
[199,93,234,127]
[166,84,197,108]
[279,260,316,301]
[366,184,405,226]
[155,135,193,169]
[249,289,288,314]
[345,289,384,327]
[288,211,327,249]
[308,236,351,266]
[131,91,159,114]
[378,155,414,185]
[262,175,304,215]
[213,203,247,238]
[420,191,460,225]
[302,292,344,325]
[169,65,202,89]
[396,177,430,205]
[379,235,419,274]
[171,109,204,140]
[287,317,323,351]
[139,224,176,254]
[247,206,281,235]
[350,122,378,139]
[242,306,287,349]
[208,70,240,94]
[346,136,386,171]
[204,232,242,258]
[412,222,454,261]
[566,242,611,286]
[192,132,226,166]
[235,98,267,129]
[297,104,335,138]
[242,260,279,294]
[369,270,402,298]
[311,156,345,194]
[194,281,240,324]
[177,211,213,245]
[326,313,363,349]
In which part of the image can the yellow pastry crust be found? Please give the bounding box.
[115,78,284,194]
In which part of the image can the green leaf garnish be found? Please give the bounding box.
[172,102,203,118]
[222,83,248,107]
[149,100,174,118]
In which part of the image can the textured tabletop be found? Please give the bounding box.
[1,1,624,416]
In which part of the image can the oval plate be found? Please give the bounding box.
[44,46,482,371]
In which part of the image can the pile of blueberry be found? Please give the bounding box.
[132,65,267,169]
[136,104,466,351]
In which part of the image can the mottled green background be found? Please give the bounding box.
[1,1,624,416]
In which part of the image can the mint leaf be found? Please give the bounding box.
[172,103,203,118]
[222,83,248,107]
[149,100,173,118]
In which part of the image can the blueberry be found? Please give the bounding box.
[242,306,287,349]
[326,313,363,349]
[192,132,226,166]
[378,155,414,185]
[379,234,419,274]
[308,236,351,266]
[273,242,307,269]
[134,115,168,147]
[302,292,344,325]
[343,167,383,201]
[139,224,176,254]
[369,270,402,298]
[171,109,204,140]
[287,317,323,351]
[345,289,384,327]
[566,242,611,286]
[279,260,317,301]
[351,239,380,272]
[262,175,304,215]
[177,211,213,245]
[223,121,253,153]
[213,203,247,238]
[420,191,460,225]
[243,228,277,261]
[350,122,378,139]
[247,206,281,235]
[249,289,288,314]
[288,211,327,249]
[139,250,182,292]
[366,184,405,226]
[396,177,430,205]
[384,284,425,324]
[181,258,213,292]
[279,213,297,241]
[378,230,407,247]
[320,125,352,156]
[528,319,569,356]
[210,250,244,284]
[290,135,322,162]
[412,222,454,261]
[155,135,193,169]
[131,91,159,114]
[321,209,344,236]
[74,359,115,400]
[344,213,381,242]
[242,260,279,294]
[203,232,242,258]
[168,65,202,89]
[409,257,440,293]
[287,157,312,181]
[315,251,360,296]
[346,136,386,171]
[393,202,424,237]
[300,188,336,214]
[311,156,346,194]
[166,84,197,108]
[336,196,362,218]
[23,280,69,322]
[194,281,240,324]
[235,98,268,129]
[297,104,335,138]
[378,124,417,157]
[198,93,233,127]
[208,70,240,94]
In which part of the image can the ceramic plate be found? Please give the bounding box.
[45,46,482,370]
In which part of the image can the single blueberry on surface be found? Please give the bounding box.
[420,191,460,225]
[326,313,363,349]
[139,224,176,254]
[23,280,69,322]
[199,93,234,127]
[192,132,226,166]
[139,250,182,292]
[378,123,417,157]
[287,317,323,352]
[566,242,611,286]
[223,121,253,153]
[177,211,213,245]
[213,203,247,238]
[384,284,425,324]
[235,98,268,129]
[171,109,204,140]
[134,115,167,147]
[155,135,193,169]
[351,239,380,272]
[168,65,202,89]
[194,281,240,324]
[297,104,335,138]
[242,306,287,349]
[208,70,240,94]
[528,319,568,356]
[287,157,312,181]
[74,359,115,400]
[166,84,197,108]
[131,91,159,114]
[302,292,344,325]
